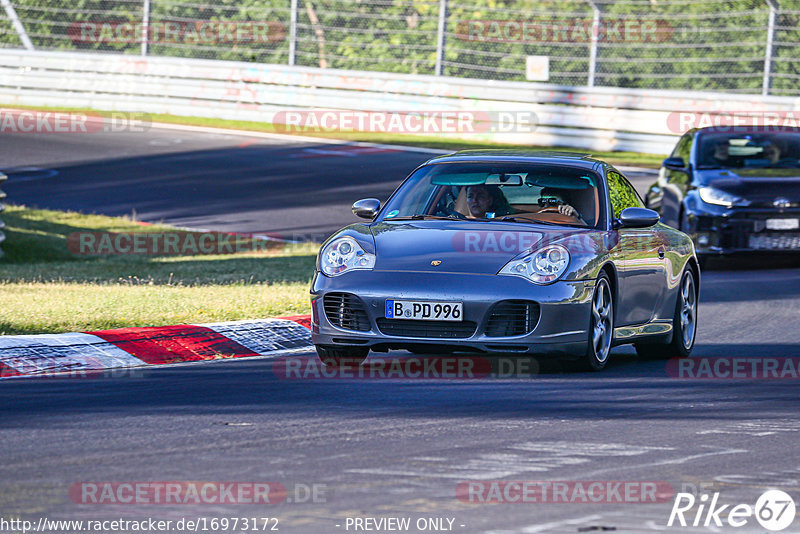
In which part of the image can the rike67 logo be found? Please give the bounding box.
[668,490,796,531]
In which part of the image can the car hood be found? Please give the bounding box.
[370,220,581,274]
[698,168,800,206]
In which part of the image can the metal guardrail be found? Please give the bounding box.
[1,0,799,96]
[0,171,6,258]
[1,50,800,153]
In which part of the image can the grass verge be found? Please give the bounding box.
[0,205,317,335]
[5,104,664,168]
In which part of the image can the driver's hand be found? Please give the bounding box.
[558,204,578,218]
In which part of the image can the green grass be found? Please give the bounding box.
[0,205,318,335]
[4,104,664,168]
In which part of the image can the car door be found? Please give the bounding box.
[660,133,694,228]
[607,170,667,326]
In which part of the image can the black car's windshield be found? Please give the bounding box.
[697,131,800,169]
[381,162,601,227]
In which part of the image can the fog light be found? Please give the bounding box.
[697,235,709,246]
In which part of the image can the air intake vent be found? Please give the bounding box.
[376,319,477,339]
[323,293,371,332]
[485,300,540,337]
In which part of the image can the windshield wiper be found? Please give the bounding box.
[495,216,561,226]
[494,216,589,228]
[391,214,462,221]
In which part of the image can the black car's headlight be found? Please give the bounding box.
[319,237,376,276]
[698,186,749,208]
[499,244,570,284]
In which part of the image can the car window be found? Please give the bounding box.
[380,162,602,227]
[697,131,800,169]
[607,170,644,219]
[671,134,691,161]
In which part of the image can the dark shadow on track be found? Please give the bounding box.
[702,254,800,272]
[2,344,798,424]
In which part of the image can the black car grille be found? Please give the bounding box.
[748,233,800,250]
[713,213,800,250]
[485,300,540,337]
[323,293,371,332]
[376,319,477,338]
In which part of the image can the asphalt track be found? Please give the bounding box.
[0,125,440,240]
[0,125,656,240]
[2,126,800,533]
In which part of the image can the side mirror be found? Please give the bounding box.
[616,207,660,228]
[662,157,686,171]
[352,198,381,219]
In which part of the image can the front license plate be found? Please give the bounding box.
[766,218,800,230]
[385,300,463,321]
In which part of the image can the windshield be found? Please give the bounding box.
[380,162,602,227]
[697,132,800,169]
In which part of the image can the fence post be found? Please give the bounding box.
[762,0,778,95]
[0,0,34,50]
[434,0,448,75]
[288,0,298,66]
[587,0,601,87]
[141,0,150,56]
[0,172,6,258]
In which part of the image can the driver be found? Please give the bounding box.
[465,185,512,219]
[762,141,781,164]
[537,188,584,221]
[713,142,730,164]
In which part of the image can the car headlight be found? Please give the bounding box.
[499,244,570,284]
[698,187,748,207]
[319,237,375,276]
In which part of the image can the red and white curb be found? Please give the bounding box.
[0,316,312,378]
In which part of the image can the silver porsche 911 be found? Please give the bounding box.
[310,151,700,371]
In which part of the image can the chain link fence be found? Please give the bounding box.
[2,0,800,96]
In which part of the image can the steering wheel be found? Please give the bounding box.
[774,158,800,168]
[443,206,468,219]
[537,206,562,214]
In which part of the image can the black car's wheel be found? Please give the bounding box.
[573,273,614,371]
[635,269,697,359]
[316,346,369,368]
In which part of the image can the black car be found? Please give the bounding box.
[646,126,800,264]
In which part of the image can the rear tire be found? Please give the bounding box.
[635,269,697,359]
[572,272,614,371]
[316,346,369,368]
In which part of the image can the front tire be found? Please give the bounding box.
[574,273,614,371]
[635,268,697,359]
[316,346,369,368]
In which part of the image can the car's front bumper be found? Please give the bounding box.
[310,270,594,356]
[685,207,800,255]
